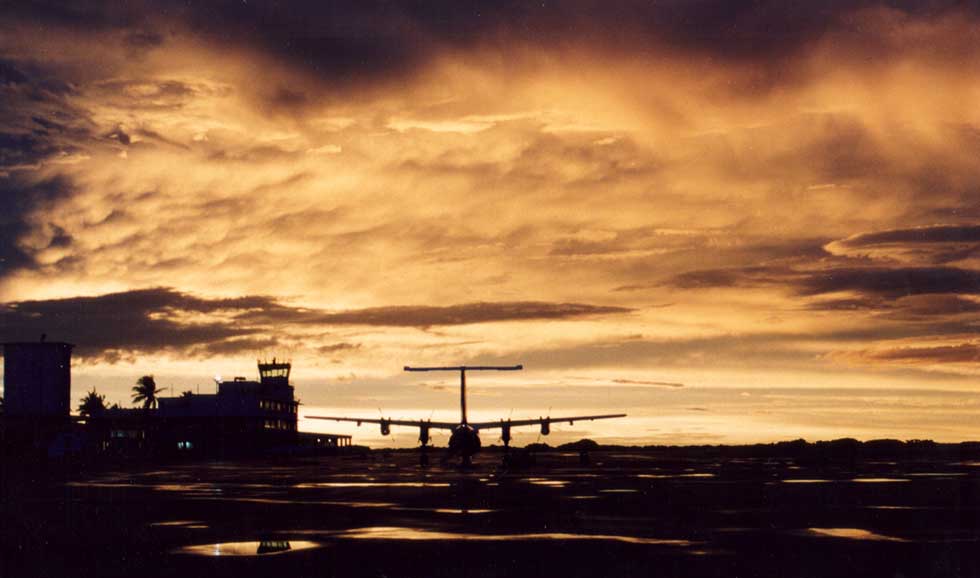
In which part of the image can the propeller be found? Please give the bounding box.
[378,407,395,443]
[535,406,552,443]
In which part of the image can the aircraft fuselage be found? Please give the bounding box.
[448,424,481,459]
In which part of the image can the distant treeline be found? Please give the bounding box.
[417,437,980,462]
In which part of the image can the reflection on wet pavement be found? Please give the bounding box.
[293,482,450,488]
[636,473,716,479]
[333,526,695,546]
[51,451,980,578]
[806,528,909,542]
[177,540,321,556]
[849,478,909,483]
[524,479,569,487]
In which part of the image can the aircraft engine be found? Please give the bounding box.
[540,419,551,435]
[380,419,391,436]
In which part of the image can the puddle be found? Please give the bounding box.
[565,495,600,500]
[599,489,640,494]
[906,473,967,477]
[154,484,223,494]
[334,526,694,546]
[526,479,569,487]
[176,540,321,556]
[150,520,205,527]
[806,528,908,542]
[866,505,924,510]
[193,496,398,508]
[294,482,450,488]
[849,478,909,483]
[431,508,496,514]
[636,473,716,479]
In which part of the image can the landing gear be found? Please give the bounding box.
[501,423,512,468]
[419,423,431,467]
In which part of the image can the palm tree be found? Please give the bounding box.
[78,388,106,417]
[132,375,163,410]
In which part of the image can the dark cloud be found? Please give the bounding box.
[828,225,980,264]
[0,176,75,276]
[804,297,885,312]
[804,294,980,321]
[888,294,980,317]
[317,342,362,354]
[667,263,980,300]
[0,287,265,361]
[0,52,99,280]
[611,378,685,388]
[798,267,980,297]
[836,225,980,248]
[0,287,630,360]
[669,266,800,290]
[244,301,632,327]
[7,0,976,92]
[859,343,980,364]
[193,337,281,357]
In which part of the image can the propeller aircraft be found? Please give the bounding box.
[307,365,626,466]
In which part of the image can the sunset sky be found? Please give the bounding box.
[2,1,979,447]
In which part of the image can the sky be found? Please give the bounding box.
[1,1,979,447]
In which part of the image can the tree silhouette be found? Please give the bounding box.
[132,375,163,409]
[180,390,194,398]
[78,388,107,417]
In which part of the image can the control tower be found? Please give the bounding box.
[258,358,291,388]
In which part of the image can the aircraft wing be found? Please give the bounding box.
[305,416,460,429]
[470,413,626,430]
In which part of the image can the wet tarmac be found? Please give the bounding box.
[2,451,979,577]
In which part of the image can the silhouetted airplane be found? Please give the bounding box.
[307,365,626,466]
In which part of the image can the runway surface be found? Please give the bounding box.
[2,450,979,577]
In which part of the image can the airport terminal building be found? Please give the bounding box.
[153,360,300,454]
[1,340,350,459]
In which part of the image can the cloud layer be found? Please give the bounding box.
[0,287,627,361]
[1,1,979,441]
